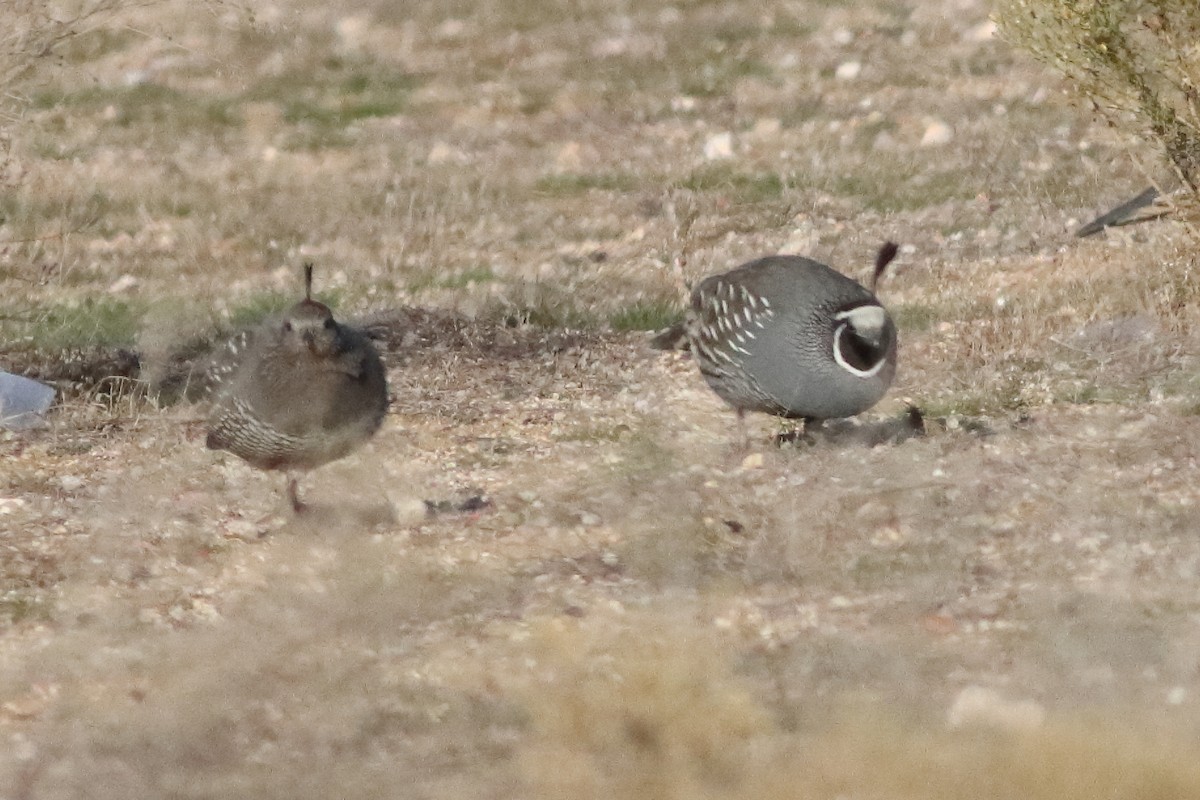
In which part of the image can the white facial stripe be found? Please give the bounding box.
[832,323,887,378]
[834,304,887,334]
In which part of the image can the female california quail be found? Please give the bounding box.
[205,264,388,511]
[659,242,899,426]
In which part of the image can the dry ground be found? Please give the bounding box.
[4,0,1200,797]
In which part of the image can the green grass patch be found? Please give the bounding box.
[248,59,419,139]
[609,300,682,332]
[535,172,643,195]
[828,168,970,214]
[680,164,785,202]
[892,303,939,333]
[409,266,498,292]
[33,83,238,129]
[0,594,53,626]
[2,297,145,350]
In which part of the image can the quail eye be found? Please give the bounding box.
[323,318,336,330]
[282,320,293,333]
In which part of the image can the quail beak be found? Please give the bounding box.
[855,325,884,349]
[302,329,319,354]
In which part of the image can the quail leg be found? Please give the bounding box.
[286,475,307,514]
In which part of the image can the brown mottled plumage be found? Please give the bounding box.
[205,264,388,511]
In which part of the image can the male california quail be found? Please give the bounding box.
[655,243,899,427]
[205,264,388,511]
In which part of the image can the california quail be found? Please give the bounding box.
[656,243,899,427]
[205,264,388,511]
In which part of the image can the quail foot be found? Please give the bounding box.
[656,242,899,435]
[205,264,389,512]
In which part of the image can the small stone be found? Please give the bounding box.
[703,131,734,160]
[920,119,953,146]
[428,141,459,164]
[222,519,260,540]
[740,452,764,470]
[554,141,583,171]
[835,61,861,81]
[107,274,138,294]
[965,20,997,42]
[749,117,782,139]
[436,18,465,38]
[671,96,697,112]
[0,498,27,514]
[58,475,84,492]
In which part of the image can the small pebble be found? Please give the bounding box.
[703,131,734,160]
[835,61,861,81]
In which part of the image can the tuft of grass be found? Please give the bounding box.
[409,266,498,292]
[502,302,599,330]
[535,172,643,196]
[829,168,971,214]
[679,164,785,203]
[0,594,52,625]
[608,300,681,332]
[5,297,144,350]
[32,83,239,131]
[892,303,939,333]
[247,60,419,147]
[995,0,1200,230]
[519,623,770,798]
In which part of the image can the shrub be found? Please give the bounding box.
[995,0,1200,228]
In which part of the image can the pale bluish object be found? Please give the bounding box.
[0,371,55,430]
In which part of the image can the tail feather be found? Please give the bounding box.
[649,321,690,351]
[871,241,900,293]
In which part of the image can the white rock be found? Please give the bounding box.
[832,28,854,45]
[835,61,861,81]
[554,141,583,171]
[947,685,1045,732]
[920,119,953,146]
[0,497,28,514]
[749,117,782,139]
[740,452,764,470]
[58,475,84,492]
[335,15,368,49]
[965,20,998,42]
[427,141,461,164]
[703,131,734,160]
[436,18,465,38]
[671,96,697,112]
[107,274,138,294]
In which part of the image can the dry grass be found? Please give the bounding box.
[4,0,1200,797]
[996,0,1200,228]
